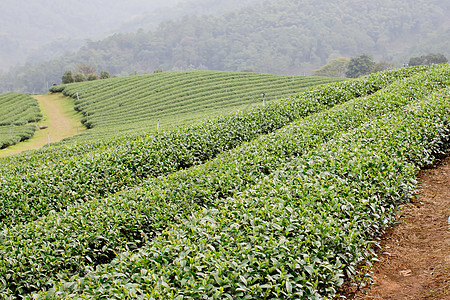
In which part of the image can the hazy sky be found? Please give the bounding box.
[0,0,186,41]
[0,0,267,71]
[0,0,189,70]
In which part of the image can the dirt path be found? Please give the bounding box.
[0,94,84,158]
[348,156,450,299]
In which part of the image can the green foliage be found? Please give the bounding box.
[0,65,446,298]
[49,84,66,93]
[312,57,349,77]
[77,64,97,78]
[0,92,41,149]
[409,53,448,66]
[0,93,42,126]
[0,0,264,72]
[1,0,449,93]
[99,71,110,79]
[87,73,98,81]
[58,71,341,136]
[61,70,74,84]
[58,68,450,298]
[74,72,85,82]
[0,73,345,229]
[346,53,376,78]
[372,61,394,73]
[0,125,36,149]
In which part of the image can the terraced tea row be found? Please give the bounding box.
[1,65,447,298]
[0,93,42,126]
[0,125,36,149]
[52,71,341,135]
[44,70,450,299]
[0,93,42,149]
[1,67,426,172]
[0,73,390,228]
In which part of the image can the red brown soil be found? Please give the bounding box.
[346,156,450,299]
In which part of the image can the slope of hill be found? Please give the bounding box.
[0,64,449,298]
[117,0,270,33]
[50,71,341,139]
[1,0,448,93]
[0,93,85,157]
[0,93,41,148]
[0,0,184,71]
[0,0,268,72]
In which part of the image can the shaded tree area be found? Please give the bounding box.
[345,53,376,78]
[409,53,448,66]
[313,55,394,78]
[312,57,349,77]
[1,0,449,93]
[61,71,74,84]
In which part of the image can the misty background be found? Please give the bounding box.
[0,0,448,93]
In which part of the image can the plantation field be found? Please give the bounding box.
[0,65,449,299]
[51,71,342,139]
[0,92,42,149]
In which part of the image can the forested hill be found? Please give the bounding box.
[117,0,269,33]
[1,0,449,93]
[0,0,267,72]
[0,0,186,71]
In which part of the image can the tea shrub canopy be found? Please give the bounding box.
[0,92,41,149]
[0,65,449,299]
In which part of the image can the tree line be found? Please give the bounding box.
[1,0,448,93]
[60,64,111,84]
[312,53,448,78]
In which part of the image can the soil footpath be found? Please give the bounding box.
[0,93,83,158]
[349,156,450,299]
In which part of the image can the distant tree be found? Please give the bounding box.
[77,64,97,78]
[372,61,393,73]
[345,53,376,78]
[99,71,110,79]
[312,57,349,77]
[61,70,75,84]
[87,73,98,81]
[153,68,163,73]
[74,72,86,82]
[408,53,448,66]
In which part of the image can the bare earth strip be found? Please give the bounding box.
[0,94,84,158]
[347,156,450,299]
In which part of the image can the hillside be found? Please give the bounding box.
[0,64,449,298]
[0,93,85,158]
[0,93,41,148]
[0,0,267,72]
[117,0,269,33]
[1,0,448,93]
[0,0,182,71]
[50,71,341,140]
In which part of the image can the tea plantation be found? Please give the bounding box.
[50,71,340,139]
[0,65,449,299]
[0,92,42,149]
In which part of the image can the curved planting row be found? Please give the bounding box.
[0,70,397,228]
[0,125,36,149]
[44,80,450,299]
[0,65,447,298]
[2,73,338,169]
[57,71,342,129]
[0,92,42,126]
[0,93,41,149]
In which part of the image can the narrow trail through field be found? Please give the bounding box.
[349,156,450,300]
[0,93,84,158]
